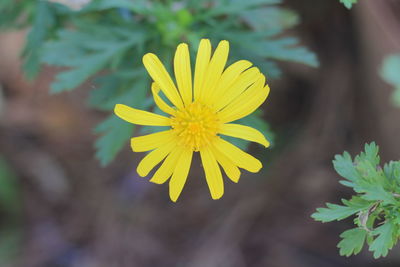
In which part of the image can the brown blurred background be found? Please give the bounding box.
[1,0,400,266]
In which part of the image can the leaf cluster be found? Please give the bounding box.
[312,143,400,258]
[1,0,317,165]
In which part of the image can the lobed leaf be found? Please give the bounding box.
[311,197,369,223]
[369,222,396,259]
[338,228,367,257]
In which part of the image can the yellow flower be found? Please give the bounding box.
[114,39,270,202]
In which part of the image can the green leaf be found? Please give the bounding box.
[383,161,400,183]
[340,0,358,9]
[333,151,359,186]
[22,0,57,79]
[0,157,21,214]
[228,34,318,68]
[356,142,380,167]
[241,7,299,33]
[41,25,144,93]
[359,183,396,205]
[80,0,149,14]
[338,228,367,256]
[380,54,400,107]
[0,0,36,28]
[94,77,149,165]
[207,0,281,17]
[311,197,369,223]
[380,55,400,86]
[94,115,134,166]
[369,222,396,258]
[261,38,318,67]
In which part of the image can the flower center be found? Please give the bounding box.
[171,102,220,151]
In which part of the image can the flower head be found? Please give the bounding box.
[114,39,270,202]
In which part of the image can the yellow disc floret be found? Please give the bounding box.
[171,102,220,151]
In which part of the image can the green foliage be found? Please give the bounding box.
[338,228,367,256]
[312,143,400,258]
[1,0,318,165]
[339,0,358,9]
[380,54,400,107]
[0,157,22,264]
[0,0,36,29]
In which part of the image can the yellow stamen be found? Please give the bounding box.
[171,102,220,151]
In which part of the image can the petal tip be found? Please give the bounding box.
[149,178,163,185]
[219,40,229,46]
[130,138,139,152]
[114,104,127,119]
[251,163,263,173]
[137,165,147,177]
[142,53,157,65]
[211,192,224,200]
[177,43,188,49]
[262,139,271,148]
[169,192,179,202]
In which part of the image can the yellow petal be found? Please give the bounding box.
[214,67,260,111]
[218,75,269,123]
[150,146,184,184]
[194,39,211,102]
[209,60,252,105]
[214,138,262,173]
[137,141,176,177]
[219,123,270,148]
[174,43,192,106]
[151,83,176,115]
[199,40,229,104]
[143,53,184,109]
[200,147,224,200]
[210,146,241,183]
[169,147,193,202]
[114,104,170,126]
[131,130,176,152]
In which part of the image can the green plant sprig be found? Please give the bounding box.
[312,142,400,258]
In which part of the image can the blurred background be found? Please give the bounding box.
[1,0,400,266]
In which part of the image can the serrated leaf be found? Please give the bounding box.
[384,161,400,182]
[231,36,318,68]
[94,77,149,165]
[333,151,359,183]
[338,228,367,256]
[356,179,396,205]
[88,73,147,111]
[41,26,144,93]
[94,115,134,166]
[356,142,380,167]
[22,0,57,79]
[312,197,369,223]
[369,222,396,258]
